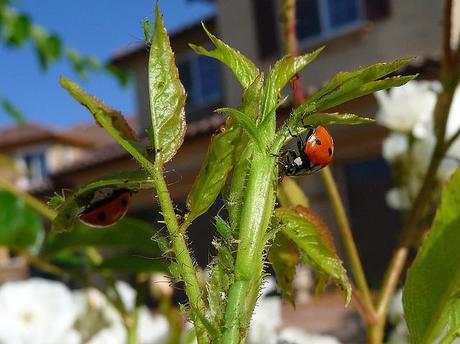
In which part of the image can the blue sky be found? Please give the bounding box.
[0,0,215,129]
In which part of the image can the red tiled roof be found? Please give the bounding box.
[52,114,225,177]
[0,123,95,149]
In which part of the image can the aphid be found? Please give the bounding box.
[280,125,334,176]
[79,188,132,228]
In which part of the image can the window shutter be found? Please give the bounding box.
[252,0,280,59]
[363,0,391,21]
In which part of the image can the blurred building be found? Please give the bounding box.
[4,0,451,290]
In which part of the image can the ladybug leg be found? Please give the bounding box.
[300,115,315,130]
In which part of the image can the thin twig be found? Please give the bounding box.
[443,0,453,67]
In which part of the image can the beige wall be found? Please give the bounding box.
[0,142,88,189]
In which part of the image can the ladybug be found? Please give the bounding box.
[280,125,334,176]
[79,188,132,228]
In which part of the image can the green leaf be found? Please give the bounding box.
[215,107,264,150]
[96,255,167,273]
[31,27,62,69]
[277,176,309,208]
[51,169,154,233]
[189,23,259,89]
[403,170,460,344]
[293,57,416,119]
[105,63,130,87]
[268,232,299,304]
[0,97,25,124]
[44,217,163,255]
[148,3,186,164]
[0,191,44,250]
[61,77,136,142]
[186,125,241,223]
[261,47,324,124]
[302,113,373,126]
[2,12,30,46]
[273,206,351,305]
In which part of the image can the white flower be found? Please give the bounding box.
[0,278,78,344]
[248,297,282,344]
[137,307,169,344]
[382,133,409,161]
[248,277,282,344]
[446,85,460,139]
[115,280,136,311]
[386,188,411,210]
[278,327,342,344]
[388,289,404,324]
[74,287,126,344]
[376,81,440,138]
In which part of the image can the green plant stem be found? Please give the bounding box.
[149,164,208,344]
[321,167,375,315]
[0,177,56,220]
[222,152,277,343]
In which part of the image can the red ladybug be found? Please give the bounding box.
[79,189,131,228]
[280,125,334,176]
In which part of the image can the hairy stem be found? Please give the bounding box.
[150,165,208,344]
[222,152,277,343]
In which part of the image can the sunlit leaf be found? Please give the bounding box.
[51,170,154,233]
[60,77,137,142]
[273,206,351,305]
[0,191,44,250]
[293,57,416,121]
[215,107,263,150]
[148,3,186,164]
[260,47,324,125]
[285,113,375,138]
[189,23,259,89]
[403,170,460,344]
[268,232,299,304]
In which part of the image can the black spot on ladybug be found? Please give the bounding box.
[121,198,128,206]
[315,139,322,145]
[328,148,332,156]
[98,212,107,222]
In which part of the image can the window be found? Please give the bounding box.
[296,0,363,43]
[177,54,222,112]
[22,151,47,184]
